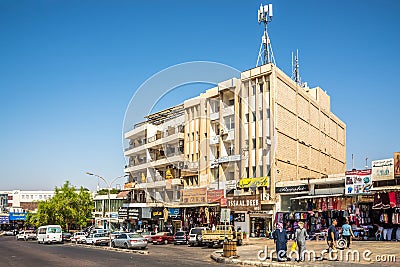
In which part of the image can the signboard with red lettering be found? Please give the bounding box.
[207,189,225,203]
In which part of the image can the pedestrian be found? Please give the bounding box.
[327,219,338,252]
[294,221,308,261]
[341,219,355,248]
[273,222,288,262]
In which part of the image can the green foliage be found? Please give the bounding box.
[28,181,94,230]
[97,188,121,195]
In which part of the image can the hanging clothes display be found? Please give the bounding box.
[388,192,396,208]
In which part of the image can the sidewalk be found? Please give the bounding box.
[210,238,400,266]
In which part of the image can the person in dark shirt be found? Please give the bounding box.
[273,222,288,262]
[327,219,338,251]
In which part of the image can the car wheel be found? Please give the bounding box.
[124,243,128,249]
[111,242,116,248]
[164,240,168,245]
[174,242,177,245]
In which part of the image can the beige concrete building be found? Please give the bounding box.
[123,63,346,233]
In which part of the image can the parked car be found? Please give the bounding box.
[110,231,127,240]
[139,231,156,242]
[85,233,110,246]
[16,230,37,241]
[173,231,188,245]
[111,233,147,249]
[5,229,18,236]
[151,232,174,245]
[71,231,87,243]
[62,232,72,242]
[188,227,208,246]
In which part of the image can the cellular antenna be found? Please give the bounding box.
[291,49,307,88]
[256,3,275,66]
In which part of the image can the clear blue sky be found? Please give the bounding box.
[0,0,399,191]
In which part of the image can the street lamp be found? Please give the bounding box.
[86,172,128,231]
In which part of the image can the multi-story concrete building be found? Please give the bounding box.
[123,63,346,235]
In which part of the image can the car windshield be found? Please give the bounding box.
[175,232,185,236]
[191,229,203,235]
[48,227,61,233]
[128,234,142,239]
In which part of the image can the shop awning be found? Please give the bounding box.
[370,185,400,191]
[290,193,343,200]
[116,190,130,198]
[164,203,220,208]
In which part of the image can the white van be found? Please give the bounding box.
[37,225,63,244]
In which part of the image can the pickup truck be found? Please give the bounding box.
[201,225,243,248]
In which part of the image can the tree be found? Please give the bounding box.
[27,181,94,230]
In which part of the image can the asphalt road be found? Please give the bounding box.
[0,236,231,267]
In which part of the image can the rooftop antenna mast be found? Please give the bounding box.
[291,49,307,88]
[256,3,275,66]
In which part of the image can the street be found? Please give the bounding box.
[0,235,229,267]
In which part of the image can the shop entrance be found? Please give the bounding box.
[250,217,271,237]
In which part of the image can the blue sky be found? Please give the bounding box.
[0,0,399,191]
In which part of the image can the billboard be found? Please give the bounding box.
[345,169,372,195]
[395,152,400,177]
[372,158,394,181]
[9,212,27,221]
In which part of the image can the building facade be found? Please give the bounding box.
[123,63,346,236]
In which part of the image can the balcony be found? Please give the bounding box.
[222,105,234,117]
[217,154,241,164]
[210,112,219,121]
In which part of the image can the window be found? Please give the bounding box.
[252,84,256,95]
[245,167,249,178]
[252,138,256,149]
[259,110,263,120]
[259,165,264,176]
[259,83,264,93]
[252,112,256,122]
[252,167,257,178]
[22,195,25,199]
[228,99,234,106]
[259,137,263,148]
[224,115,234,130]
[245,113,249,123]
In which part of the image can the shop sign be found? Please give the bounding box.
[345,169,372,195]
[225,180,237,191]
[141,207,151,219]
[128,207,141,220]
[118,207,128,220]
[207,189,225,203]
[110,213,118,219]
[239,177,269,188]
[168,208,181,217]
[181,188,207,203]
[171,178,182,185]
[395,152,400,177]
[233,213,245,222]
[0,215,9,224]
[372,158,394,181]
[227,195,261,211]
[9,212,27,221]
[124,182,135,189]
[151,207,164,219]
[275,185,308,193]
[220,197,227,207]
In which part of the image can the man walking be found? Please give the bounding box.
[294,221,308,262]
[327,219,338,252]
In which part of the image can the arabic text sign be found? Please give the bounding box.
[372,158,394,181]
[238,177,269,188]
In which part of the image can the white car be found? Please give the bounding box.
[16,230,37,241]
[71,232,87,243]
[85,233,110,246]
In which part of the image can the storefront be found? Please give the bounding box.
[227,194,261,237]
